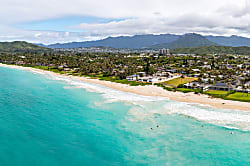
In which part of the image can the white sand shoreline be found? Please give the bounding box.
[1,63,250,111]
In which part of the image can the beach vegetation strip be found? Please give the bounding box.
[205,90,229,95]
[98,76,151,86]
[176,88,195,93]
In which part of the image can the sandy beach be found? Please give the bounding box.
[1,63,250,111]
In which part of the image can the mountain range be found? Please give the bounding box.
[2,40,250,55]
[45,34,179,49]
[39,33,250,49]
[150,33,217,49]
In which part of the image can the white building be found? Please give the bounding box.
[126,75,137,81]
[159,48,170,55]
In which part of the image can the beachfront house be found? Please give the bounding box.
[183,82,201,89]
[154,72,169,77]
[137,77,149,82]
[209,83,233,91]
[126,74,137,81]
[183,82,210,90]
[137,77,161,83]
[148,77,160,83]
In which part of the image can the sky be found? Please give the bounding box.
[1,0,250,44]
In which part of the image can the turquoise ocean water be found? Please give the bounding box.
[0,66,249,166]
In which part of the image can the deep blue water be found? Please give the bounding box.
[0,66,249,166]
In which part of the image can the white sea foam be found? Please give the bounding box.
[128,101,250,131]
[29,70,47,75]
[49,75,167,104]
[3,64,250,131]
[223,126,240,130]
[45,73,250,131]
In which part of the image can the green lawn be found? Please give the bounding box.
[204,90,229,98]
[205,90,229,95]
[176,88,195,93]
[164,77,197,87]
[226,92,250,102]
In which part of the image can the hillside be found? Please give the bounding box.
[206,35,250,47]
[171,45,250,55]
[150,33,217,49]
[0,41,51,52]
[48,34,179,49]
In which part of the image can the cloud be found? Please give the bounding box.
[1,0,250,44]
[217,0,250,18]
[0,24,95,44]
[75,12,250,38]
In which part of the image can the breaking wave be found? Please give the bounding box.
[44,73,250,131]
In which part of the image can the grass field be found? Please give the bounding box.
[226,92,250,102]
[204,90,229,98]
[176,88,195,93]
[164,77,197,87]
[205,90,229,95]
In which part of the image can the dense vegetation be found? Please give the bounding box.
[0,43,249,102]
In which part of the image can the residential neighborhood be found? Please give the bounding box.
[1,47,249,101]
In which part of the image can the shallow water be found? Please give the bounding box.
[0,67,249,165]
